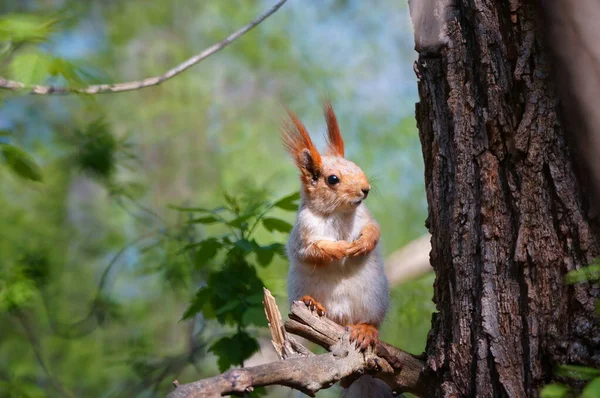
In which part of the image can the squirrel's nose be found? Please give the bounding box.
[361,188,370,198]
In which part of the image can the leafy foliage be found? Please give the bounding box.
[1,143,43,181]
[174,190,298,370]
[0,13,58,43]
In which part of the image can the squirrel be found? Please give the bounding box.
[281,103,390,396]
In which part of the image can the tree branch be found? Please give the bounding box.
[0,0,288,95]
[168,289,432,398]
[385,234,433,286]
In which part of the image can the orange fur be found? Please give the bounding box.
[347,323,379,351]
[300,295,326,316]
[310,239,351,262]
[324,102,345,157]
[347,222,381,257]
[281,108,322,181]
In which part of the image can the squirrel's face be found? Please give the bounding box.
[303,155,371,214]
[281,103,371,215]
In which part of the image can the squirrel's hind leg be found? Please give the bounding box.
[347,323,378,351]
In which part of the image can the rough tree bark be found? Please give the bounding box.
[409,0,600,396]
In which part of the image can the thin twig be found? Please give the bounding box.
[0,0,288,95]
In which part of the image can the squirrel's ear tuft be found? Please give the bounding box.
[324,102,344,157]
[281,108,322,180]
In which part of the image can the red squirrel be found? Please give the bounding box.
[282,102,390,354]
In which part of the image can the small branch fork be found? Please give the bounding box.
[168,289,431,398]
[0,0,288,95]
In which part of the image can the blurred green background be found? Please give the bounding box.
[0,0,433,397]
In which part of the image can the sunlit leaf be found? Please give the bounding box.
[540,384,569,398]
[1,143,43,182]
[273,191,300,211]
[582,378,600,398]
[262,217,293,233]
[8,50,54,84]
[565,265,600,284]
[0,13,58,43]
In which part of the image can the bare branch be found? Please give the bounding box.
[0,0,288,95]
[385,234,433,286]
[168,290,432,398]
[263,287,313,359]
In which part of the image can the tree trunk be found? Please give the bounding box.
[409,0,600,396]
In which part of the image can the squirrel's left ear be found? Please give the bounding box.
[324,102,344,157]
[281,108,323,182]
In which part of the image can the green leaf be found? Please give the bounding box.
[74,119,117,179]
[214,299,241,316]
[540,384,570,398]
[262,217,293,233]
[205,260,265,325]
[181,287,211,321]
[209,331,260,372]
[168,205,225,213]
[255,243,285,266]
[242,305,266,327]
[582,377,600,398]
[228,214,252,229]
[556,365,600,381]
[8,50,54,84]
[189,215,219,224]
[233,239,256,253]
[192,238,222,267]
[245,294,264,305]
[256,248,275,266]
[273,191,300,211]
[0,270,38,312]
[565,265,600,284]
[0,13,58,43]
[1,143,43,182]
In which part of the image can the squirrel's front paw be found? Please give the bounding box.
[300,295,326,316]
[316,240,351,261]
[346,239,373,257]
[347,323,378,351]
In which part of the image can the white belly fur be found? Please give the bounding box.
[286,204,389,326]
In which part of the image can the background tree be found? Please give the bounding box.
[410,0,600,396]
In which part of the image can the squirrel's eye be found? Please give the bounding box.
[327,175,340,185]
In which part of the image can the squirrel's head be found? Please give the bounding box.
[281,102,371,215]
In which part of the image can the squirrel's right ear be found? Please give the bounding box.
[281,108,322,183]
[324,102,344,157]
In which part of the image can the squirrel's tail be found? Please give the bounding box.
[340,375,392,398]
